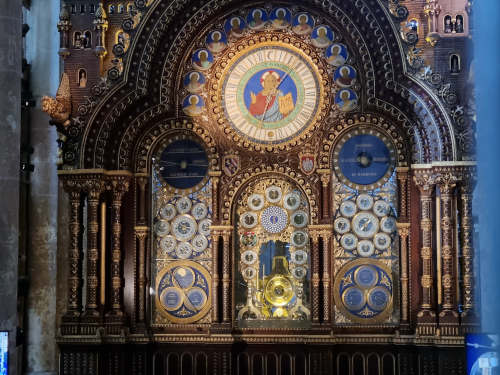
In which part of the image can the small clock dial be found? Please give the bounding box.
[334,217,351,234]
[352,212,379,238]
[172,215,198,241]
[159,139,209,190]
[220,43,323,144]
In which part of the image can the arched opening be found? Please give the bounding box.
[408,18,418,33]
[73,31,82,48]
[77,68,87,88]
[444,15,452,33]
[118,3,124,13]
[455,14,464,33]
[83,31,91,48]
[450,53,461,74]
[108,4,115,14]
[233,176,312,328]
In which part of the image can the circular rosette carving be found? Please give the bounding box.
[261,206,288,234]
[334,259,393,323]
[107,67,121,81]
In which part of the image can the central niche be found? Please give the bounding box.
[234,178,311,328]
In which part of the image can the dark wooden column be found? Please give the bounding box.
[436,173,460,335]
[60,177,83,326]
[211,230,221,323]
[135,174,149,327]
[320,228,331,323]
[318,170,331,221]
[105,172,132,322]
[310,230,320,324]
[414,172,437,335]
[221,227,232,324]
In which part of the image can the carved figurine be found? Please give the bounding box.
[41,72,71,127]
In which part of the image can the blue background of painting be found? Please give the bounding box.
[334,89,358,105]
[243,69,298,119]
[311,25,334,41]
[182,94,205,109]
[246,8,268,25]
[334,65,357,81]
[326,43,348,61]
[224,16,246,34]
[270,7,292,24]
[206,30,228,45]
[183,71,206,87]
[191,48,214,65]
[291,13,314,28]
[338,134,390,185]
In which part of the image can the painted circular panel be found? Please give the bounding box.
[374,232,391,250]
[270,7,291,29]
[240,232,257,247]
[240,212,258,229]
[354,265,378,289]
[291,250,308,265]
[292,266,307,279]
[340,200,357,218]
[172,215,197,241]
[160,287,184,311]
[246,8,268,30]
[333,129,396,189]
[325,43,348,67]
[373,200,391,217]
[186,287,208,310]
[380,217,397,233]
[334,65,357,88]
[261,206,288,233]
[183,71,206,93]
[156,261,211,324]
[356,194,374,211]
[182,94,204,117]
[160,203,176,220]
[155,220,170,237]
[334,89,358,112]
[334,217,351,234]
[191,202,208,220]
[342,287,365,311]
[265,186,283,203]
[173,267,195,289]
[241,250,258,265]
[176,197,192,214]
[357,240,375,257]
[221,43,322,145]
[292,13,314,35]
[159,139,208,190]
[352,212,379,238]
[192,48,214,71]
[367,287,391,311]
[291,230,308,247]
[224,16,246,38]
[160,235,177,253]
[198,218,211,236]
[311,25,334,48]
[283,192,301,210]
[205,30,228,54]
[175,242,193,259]
[192,234,208,253]
[291,210,308,228]
[248,193,265,211]
[340,233,358,251]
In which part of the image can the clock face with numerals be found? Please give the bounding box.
[220,42,323,144]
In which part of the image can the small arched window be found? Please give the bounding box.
[80,4,85,13]
[109,4,115,14]
[70,4,76,14]
[73,31,82,48]
[444,15,452,33]
[408,18,418,33]
[83,31,92,48]
[455,15,464,33]
[450,54,461,74]
[78,69,87,88]
[127,2,134,13]
[89,4,95,13]
[118,4,124,13]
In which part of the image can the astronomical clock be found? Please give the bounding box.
[51,0,477,373]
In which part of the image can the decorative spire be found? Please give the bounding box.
[57,2,72,58]
[95,2,107,20]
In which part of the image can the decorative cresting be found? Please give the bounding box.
[58,170,132,335]
[79,0,456,171]
[234,177,312,327]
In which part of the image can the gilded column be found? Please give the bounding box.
[320,230,331,323]
[83,180,104,318]
[221,229,231,323]
[437,173,460,332]
[459,174,477,326]
[414,173,437,334]
[211,231,220,322]
[62,184,83,319]
[397,168,410,221]
[136,174,148,225]
[397,223,410,325]
[135,227,148,324]
[106,174,131,319]
[310,231,320,323]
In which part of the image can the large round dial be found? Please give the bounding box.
[220,42,323,144]
[352,212,379,238]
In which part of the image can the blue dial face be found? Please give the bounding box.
[160,139,209,189]
[338,134,392,186]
